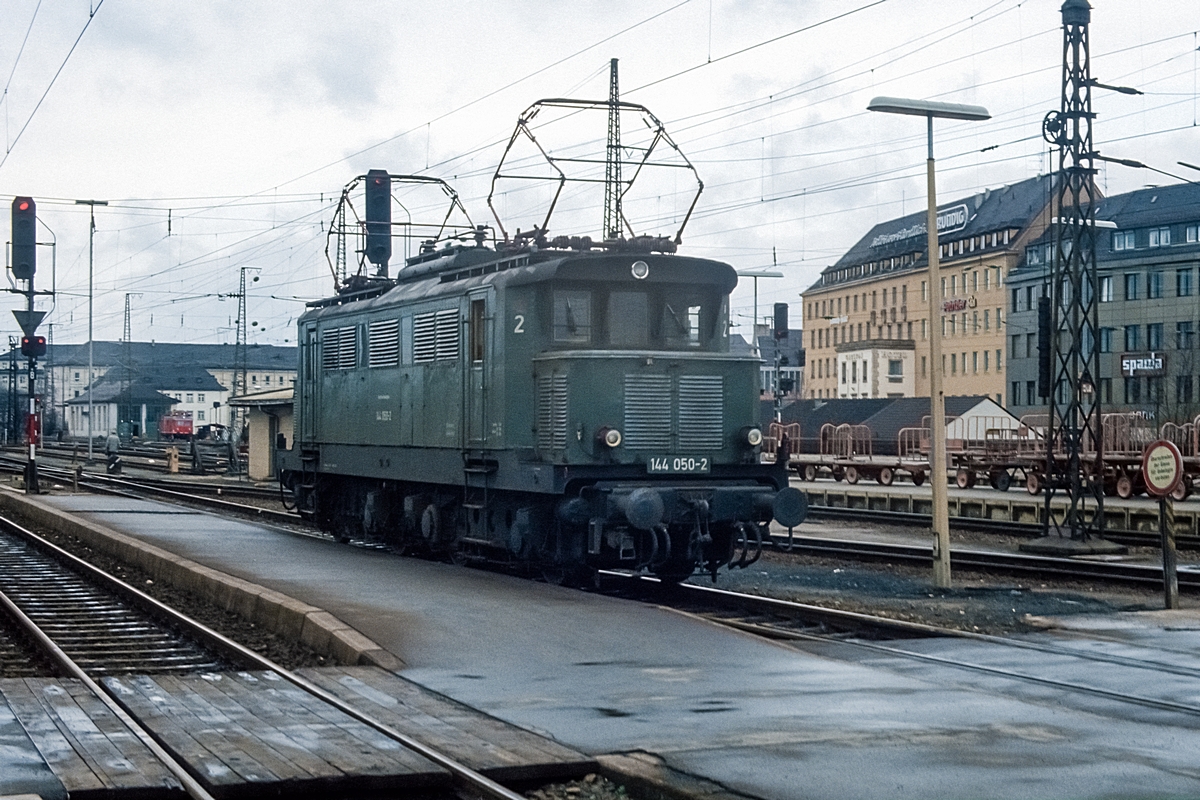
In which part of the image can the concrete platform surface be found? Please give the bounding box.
[21,492,1200,799]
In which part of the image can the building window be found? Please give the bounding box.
[1099,378,1112,404]
[996,349,1002,371]
[1178,321,1195,350]
[1012,381,1022,406]
[888,360,902,381]
[198,393,205,403]
[921,356,927,376]
[1012,287,1024,312]
[841,362,847,384]
[1147,323,1163,351]
[972,312,979,333]
[1124,325,1140,351]
[74,371,80,380]
[1148,271,1164,299]
[1099,328,1113,353]
[1125,377,1141,404]
[1124,274,1140,300]
[1188,225,1198,243]
[951,354,957,375]
[972,351,978,373]
[984,350,990,372]
[1099,276,1113,302]
[1149,226,1170,247]
[983,310,990,331]
[1178,375,1194,405]
[1027,380,1037,404]
[186,393,194,403]
[1113,230,1135,251]
[1026,333,1036,359]
[1178,270,1194,298]
[197,411,205,422]
[1148,376,1163,403]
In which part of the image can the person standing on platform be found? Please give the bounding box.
[105,432,122,474]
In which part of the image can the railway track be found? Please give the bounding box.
[10,456,1196,592]
[603,573,1200,720]
[0,512,538,800]
[763,531,1200,590]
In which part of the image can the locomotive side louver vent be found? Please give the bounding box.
[624,374,671,449]
[678,375,724,449]
[414,309,460,363]
[321,326,357,370]
[368,319,400,368]
[537,374,568,451]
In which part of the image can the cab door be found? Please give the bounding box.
[300,322,318,442]
[464,289,493,447]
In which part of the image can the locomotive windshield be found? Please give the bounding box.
[550,285,727,351]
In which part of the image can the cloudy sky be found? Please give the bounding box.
[1,0,1196,348]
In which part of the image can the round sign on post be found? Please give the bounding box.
[1142,440,1184,498]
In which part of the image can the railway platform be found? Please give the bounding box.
[5,488,1200,799]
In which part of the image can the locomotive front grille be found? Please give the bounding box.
[678,375,724,449]
[537,374,568,451]
[623,374,673,450]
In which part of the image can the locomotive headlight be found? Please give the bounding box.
[600,427,622,448]
[630,260,650,280]
[746,427,763,447]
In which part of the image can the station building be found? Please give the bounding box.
[1005,182,1200,423]
[801,175,1054,404]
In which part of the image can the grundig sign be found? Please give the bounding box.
[1122,352,1166,377]
[869,203,972,248]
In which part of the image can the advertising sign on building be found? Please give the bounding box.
[1121,352,1166,377]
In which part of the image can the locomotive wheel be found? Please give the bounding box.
[845,466,859,484]
[877,467,894,486]
[910,470,926,487]
[955,469,975,489]
[1026,472,1042,495]
[1171,481,1192,502]
[803,465,817,482]
[832,467,845,482]
[1116,474,1134,499]
[989,470,1011,492]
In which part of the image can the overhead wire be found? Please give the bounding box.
[0,0,105,171]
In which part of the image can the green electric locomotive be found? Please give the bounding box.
[280,236,805,582]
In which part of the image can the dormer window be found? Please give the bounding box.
[1113,230,1135,251]
[1149,227,1170,247]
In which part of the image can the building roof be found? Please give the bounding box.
[91,363,226,392]
[228,387,294,407]
[66,381,179,406]
[3,341,297,371]
[808,174,1055,293]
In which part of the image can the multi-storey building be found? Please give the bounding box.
[0,341,296,438]
[1006,182,1200,423]
[801,175,1054,404]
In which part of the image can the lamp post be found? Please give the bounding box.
[736,269,784,356]
[75,199,107,464]
[867,96,990,589]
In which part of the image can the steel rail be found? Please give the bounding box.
[0,512,526,800]
[605,572,1200,718]
[0,556,215,800]
[766,533,1200,589]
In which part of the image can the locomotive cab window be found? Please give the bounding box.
[469,299,486,362]
[609,291,649,347]
[553,290,591,343]
[662,293,710,348]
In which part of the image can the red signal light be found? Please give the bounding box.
[18,200,29,211]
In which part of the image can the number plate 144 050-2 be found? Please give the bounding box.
[647,456,710,474]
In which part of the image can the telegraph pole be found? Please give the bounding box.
[603,58,622,241]
[1024,0,1130,555]
[76,199,107,463]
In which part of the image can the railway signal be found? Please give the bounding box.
[20,335,46,358]
[11,196,36,279]
[365,169,392,271]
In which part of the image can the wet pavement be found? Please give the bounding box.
[11,491,1200,799]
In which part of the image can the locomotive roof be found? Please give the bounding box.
[302,248,738,320]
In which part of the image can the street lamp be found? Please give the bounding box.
[868,96,990,589]
[75,199,107,464]
[736,269,784,356]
